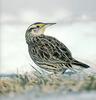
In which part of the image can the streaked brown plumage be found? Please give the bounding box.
[25,22,90,74]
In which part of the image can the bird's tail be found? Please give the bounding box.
[72,59,90,68]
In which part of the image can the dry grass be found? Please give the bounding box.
[0,70,96,96]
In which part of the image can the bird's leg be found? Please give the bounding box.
[62,68,67,74]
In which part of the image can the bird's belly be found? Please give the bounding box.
[36,61,66,72]
[28,44,68,73]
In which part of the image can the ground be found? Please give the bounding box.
[0,69,96,100]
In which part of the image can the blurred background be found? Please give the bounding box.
[0,0,96,74]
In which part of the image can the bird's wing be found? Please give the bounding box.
[30,35,73,65]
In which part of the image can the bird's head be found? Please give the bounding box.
[26,22,56,37]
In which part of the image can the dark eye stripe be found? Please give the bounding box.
[27,27,37,32]
[27,28,32,32]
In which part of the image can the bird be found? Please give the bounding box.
[25,22,90,74]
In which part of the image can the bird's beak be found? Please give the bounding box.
[44,23,56,28]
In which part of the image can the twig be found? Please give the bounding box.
[29,63,42,75]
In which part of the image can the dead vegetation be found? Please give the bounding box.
[0,69,96,96]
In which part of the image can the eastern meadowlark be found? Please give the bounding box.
[25,22,90,74]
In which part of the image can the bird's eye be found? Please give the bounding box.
[37,26,40,28]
